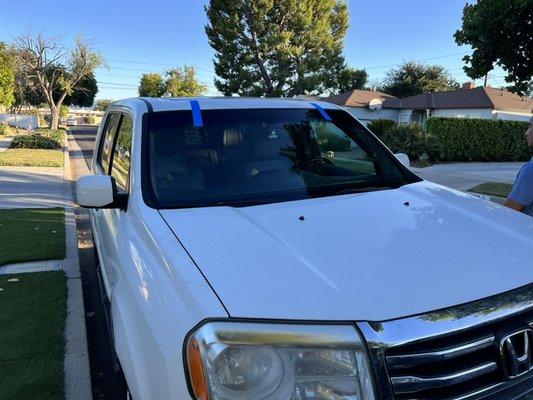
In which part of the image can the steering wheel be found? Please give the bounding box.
[303,156,334,168]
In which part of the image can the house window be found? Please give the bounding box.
[399,113,410,125]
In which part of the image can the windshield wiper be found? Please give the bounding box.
[214,198,271,207]
[333,185,397,196]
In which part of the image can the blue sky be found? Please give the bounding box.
[0,0,508,100]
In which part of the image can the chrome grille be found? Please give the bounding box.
[358,284,533,400]
[384,311,533,399]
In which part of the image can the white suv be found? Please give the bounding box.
[77,98,533,400]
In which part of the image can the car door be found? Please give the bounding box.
[92,111,133,296]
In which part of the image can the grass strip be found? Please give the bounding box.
[0,208,65,266]
[0,149,63,167]
[469,182,513,198]
[0,271,67,400]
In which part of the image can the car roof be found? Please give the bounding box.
[110,97,341,113]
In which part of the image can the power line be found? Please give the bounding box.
[99,63,213,75]
[99,86,137,91]
[106,58,216,74]
[99,81,138,87]
[98,65,215,81]
[98,79,217,90]
[362,52,469,70]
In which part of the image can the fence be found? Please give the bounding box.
[0,114,39,130]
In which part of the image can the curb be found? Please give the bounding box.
[63,134,93,400]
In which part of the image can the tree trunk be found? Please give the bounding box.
[50,108,59,130]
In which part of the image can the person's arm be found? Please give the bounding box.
[506,164,533,213]
[505,198,525,212]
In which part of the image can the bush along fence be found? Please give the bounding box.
[426,117,531,162]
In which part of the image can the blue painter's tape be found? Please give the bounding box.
[310,102,332,121]
[190,100,204,127]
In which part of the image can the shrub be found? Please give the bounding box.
[85,115,96,124]
[59,105,69,119]
[36,129,65,142]
[367,119,396,138]
[0,123,7,136]
[426,117,531,162]
[380,124,442,162]
[10,129,64,150]
[11,135,61,150]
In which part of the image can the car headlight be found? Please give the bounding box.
[185,321,376,400]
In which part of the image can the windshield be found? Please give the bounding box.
[144,108,418,208]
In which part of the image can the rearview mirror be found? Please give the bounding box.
[76,175,127,209]
[394,153,411,168]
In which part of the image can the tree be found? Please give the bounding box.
[382,61,458,98]
[138,73,165,97]
[454,0,533,96]
[94,99,113,111]
[15,32,103,129]
[15,68,98,108]
[337,68,368,93]
[205,0,353,97]
[164,66,208,97]
[0,42,16,109]
[65,73,98,107]
[138,66,208,98]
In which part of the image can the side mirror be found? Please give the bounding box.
[395,153,411,168]
[76,175,127,209]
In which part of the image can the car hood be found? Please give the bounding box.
[160,181,533,321]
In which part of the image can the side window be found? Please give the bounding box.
[110,115,133,192]
[98,113,120,173]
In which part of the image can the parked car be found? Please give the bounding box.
[66,117,78,126]
[77,98,533,400]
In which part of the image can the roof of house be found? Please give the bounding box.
[325,89,398,108]
[483,87,533,113]
[395,87,532,113]
[324,87,532,113]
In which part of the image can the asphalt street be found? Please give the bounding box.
[70,125,98,168]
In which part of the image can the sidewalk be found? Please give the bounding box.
[0,166,67,208]
[0,139,92,399]
[0,136,13,152]
[412,162,522,191]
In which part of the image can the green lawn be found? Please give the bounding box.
[0,271,67,400]
[469,182,513,198]
[0,208,65,266]
[0,149,63,167]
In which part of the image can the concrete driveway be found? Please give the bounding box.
[0,166,68,209]
[412,162,523,191]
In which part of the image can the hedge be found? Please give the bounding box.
[10,129,64,150]
[426,117,531,162]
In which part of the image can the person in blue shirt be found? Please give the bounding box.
[505,119,533,217]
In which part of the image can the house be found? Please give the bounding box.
[324,89,400,125]
[323,83,533,126]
